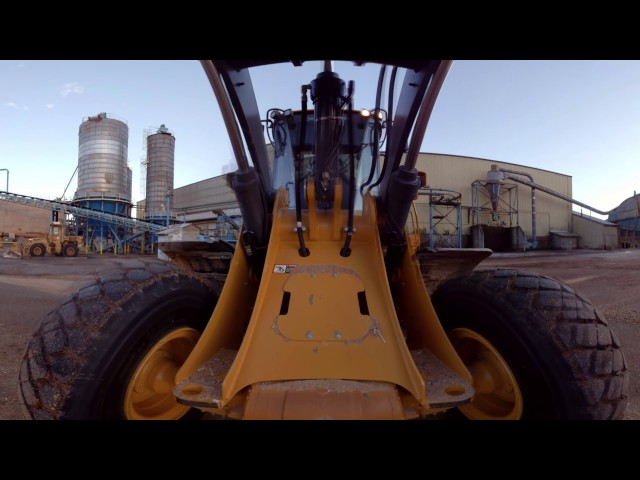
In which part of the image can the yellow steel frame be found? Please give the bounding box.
[175,186,472,419]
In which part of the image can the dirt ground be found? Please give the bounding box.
[1,249,638,420]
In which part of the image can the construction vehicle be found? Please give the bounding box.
[18,60,629,420]
[22,217,83,258]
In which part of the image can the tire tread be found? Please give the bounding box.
[18,262,222,420]
[434,268,629,419]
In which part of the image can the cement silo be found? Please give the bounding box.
[144,125,175,225]
[73,112,133,252]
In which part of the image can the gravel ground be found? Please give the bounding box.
[479,248,640,420]
[1,249,638,420]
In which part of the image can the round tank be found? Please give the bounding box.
[144,125,175,223]
[76,112,131,201]
[74,113,132,253]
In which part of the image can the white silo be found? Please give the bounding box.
[76,112,131,201]
[74,112,133,252]
[144,124,175,224]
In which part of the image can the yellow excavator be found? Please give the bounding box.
[18,60,628,420]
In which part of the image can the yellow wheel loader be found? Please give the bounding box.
[18,60,628,420]
[23,219,83,258]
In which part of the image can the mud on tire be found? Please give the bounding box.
[431,268,629,420]
[18,261,223,420]
[29,243,46,257]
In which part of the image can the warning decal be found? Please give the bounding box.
[273,264,296,273]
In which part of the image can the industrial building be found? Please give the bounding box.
[609,192,640,248]
[0,113,163,255]
[0,202,51,241]
[154,152,621,252]
[2,111,638,254]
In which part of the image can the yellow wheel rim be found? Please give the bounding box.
[124,327,200,420]
[448,328,524,420]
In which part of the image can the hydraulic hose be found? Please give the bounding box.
[366,66,398,194]
[341,81,356,257]
[360,64,386,195]
[296,85,310,257]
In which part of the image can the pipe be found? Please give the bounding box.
[202,60,269,257]
[404,61,453,170]
[61,166,77,200]
[497,172,623,249]
[0,168,8,192]
[165,191,171,227]
[200,61,250,172]
[496,166,537,249]
[502,174,614,216]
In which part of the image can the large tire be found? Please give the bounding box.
[62,243,79,257]
[431,268,629,420]
[18,262,222,420]
[29,243,46,257]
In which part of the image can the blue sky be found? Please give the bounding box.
[1,59,639,219]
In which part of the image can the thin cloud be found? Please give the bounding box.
[59,82,85,98]
[4,102,30,110]
[45,104,55,109]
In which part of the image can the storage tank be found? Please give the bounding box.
[73,112,133,252]
[76,112,131,201]
[144,124,175,224]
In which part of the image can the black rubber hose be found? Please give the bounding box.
[341,81,356,257]
[366,66,397,194]
[360,64,386,195]
[296,85,310,257]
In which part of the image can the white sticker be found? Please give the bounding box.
[274,264,296,273]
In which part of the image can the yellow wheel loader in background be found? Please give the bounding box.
[18,60,628,420]
[22,218,83,258]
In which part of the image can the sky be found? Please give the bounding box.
[1,59,639,220]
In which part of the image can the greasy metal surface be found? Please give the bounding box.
[176,347,474,414]
[174,348,237,408]
[243,380,404,420]
[411,348,474,409]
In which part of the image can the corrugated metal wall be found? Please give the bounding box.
[573,213,619,249]
[172,176,236,211]
[147,153,577,247]
[415,154,573,240]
